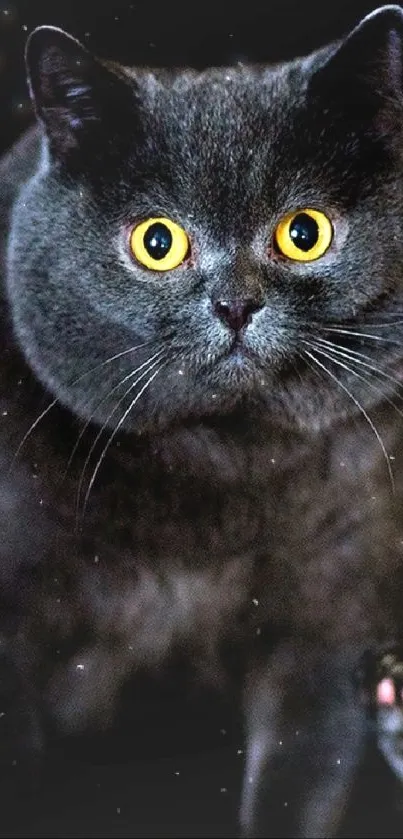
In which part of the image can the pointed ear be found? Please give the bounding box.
[25,26,135,163]
[308,6,403,124]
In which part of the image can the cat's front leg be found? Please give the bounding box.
[371,646,403,783]
[240,640,367,838]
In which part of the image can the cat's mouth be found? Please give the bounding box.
[226,336,260,362]
[212,336,268,386]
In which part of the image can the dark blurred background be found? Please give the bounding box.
[1,1,402,837]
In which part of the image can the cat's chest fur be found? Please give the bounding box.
[0,378,401,733]
[3,405,400,643]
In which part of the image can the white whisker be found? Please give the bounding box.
[321,326,398,344]
[9,341,152,470]
[349,318,403,328]
[80,359,168,520]
[308,340,403,427]
[76,354,166,522]
[312,337,403,396]
[63,348,165,481]
[9,398,58,475]
[302,345,395,493]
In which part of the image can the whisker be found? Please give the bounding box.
[324,315,403,328]
[312,337,403,397]
[76,354,166,523]
[62,348,165,482]
[8,399,59,476]
[308,340,403,427]
[302,345,395,492]
[70,341,153,378]
[350,318,403,328]
[313,337,380,364]
[296,348,327,387]
[320,326,399,344]
[80,359,169,521]
[9,341,152,470]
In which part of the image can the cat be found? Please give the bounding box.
[1,4,403,836]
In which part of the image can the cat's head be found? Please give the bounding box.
[7,5,403,435]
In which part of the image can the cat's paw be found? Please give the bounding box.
[375,650,403,783]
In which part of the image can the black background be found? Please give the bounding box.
[1,1,402,837]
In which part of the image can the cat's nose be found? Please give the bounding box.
[214,298,264,332]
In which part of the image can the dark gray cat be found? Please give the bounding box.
[1,4,403,836]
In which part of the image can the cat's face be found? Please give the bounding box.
[6,6,403,434]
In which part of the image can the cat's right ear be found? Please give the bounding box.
[25,26,136,164]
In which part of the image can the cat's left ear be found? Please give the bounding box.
[308,5,403,120]
[25,26,136,164]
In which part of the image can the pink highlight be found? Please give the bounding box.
[377,677,396,706]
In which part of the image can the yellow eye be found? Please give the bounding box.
[274,208,333,262]
[129,217,190,271]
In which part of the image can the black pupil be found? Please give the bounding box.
[289,213,319,252]
[144,223,172,260]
